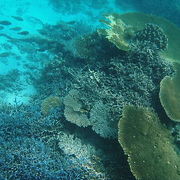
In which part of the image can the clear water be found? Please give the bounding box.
[0,0,179,179]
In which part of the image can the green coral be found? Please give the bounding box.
[160,63,180,122]
[100,12,180,63]
[98,14,133,51]
[118,105,180,180]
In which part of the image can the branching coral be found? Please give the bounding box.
[131,23,168,58]
[56,131,125,179]
[0,137,80,179]
[57,132,106,179]
[0,103,91,180]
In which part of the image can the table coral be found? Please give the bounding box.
[160,63,180,122]
[118,105,180,180]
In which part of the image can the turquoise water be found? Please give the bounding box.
[0,0,179,179]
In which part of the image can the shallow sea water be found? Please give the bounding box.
[0,0,179,180]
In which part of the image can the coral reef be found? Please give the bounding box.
[63,89,118,138]
[2,0,180,177]
[57,132,106,179]
[100,12,180,63]
[61,50,172,138]
[0,103,86,179]
[0,137,89,180]
[0,99,130,179]
[24,11,180,179]
[0,102,124,180]
[160,63,180,122]
[90,101,117,138]
[118,105,180,180]
[173,124,180,149]
[34,57,74,97]
[66,29,171,138]
[37,14,173,140]
[37,21,92,54]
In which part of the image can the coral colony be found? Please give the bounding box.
[0,1,180,180]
